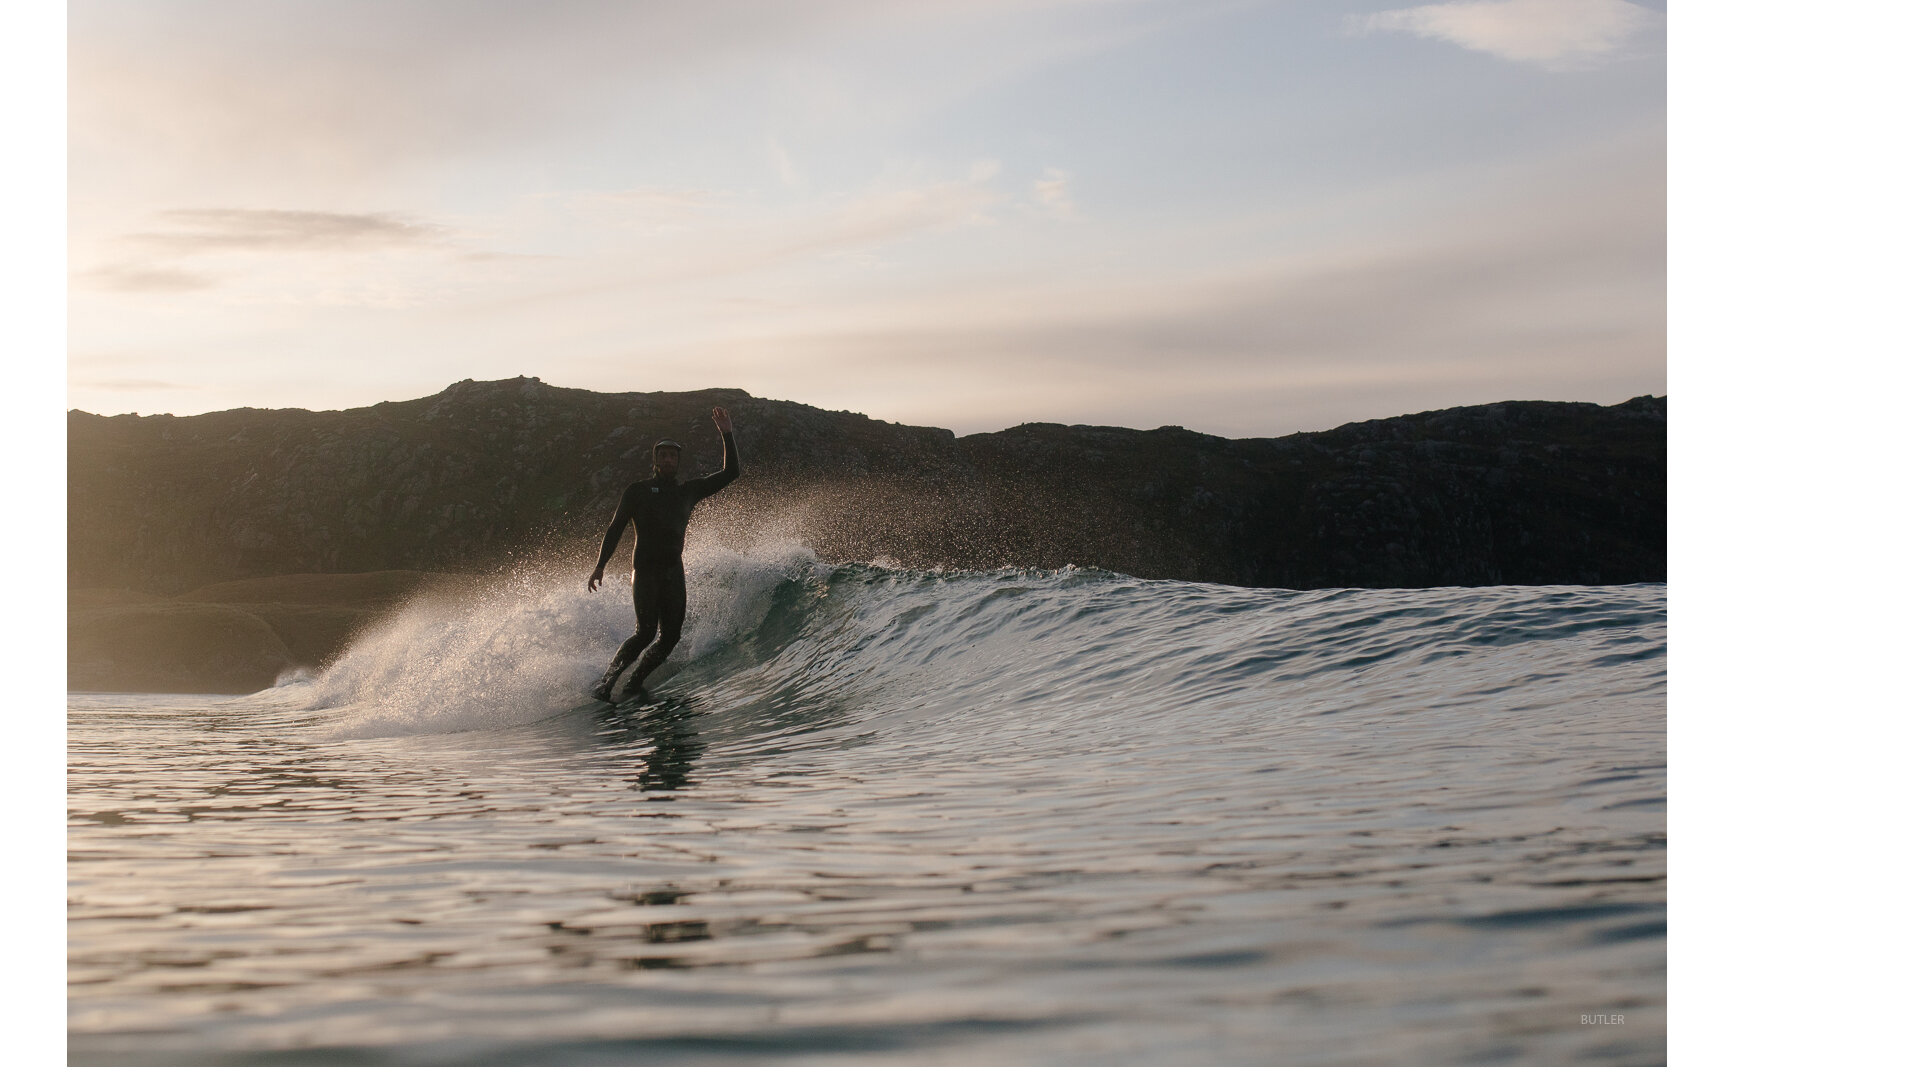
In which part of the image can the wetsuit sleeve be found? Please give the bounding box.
[681,431,740,504]
[594,484,638,570]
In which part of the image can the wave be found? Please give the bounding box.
[259,542,1665,745]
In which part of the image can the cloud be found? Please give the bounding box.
[128,209,447,254]
[1032,167,1078,219]
[78,209,452,292]
[74,264,217,293]
[1356,0,1658,67]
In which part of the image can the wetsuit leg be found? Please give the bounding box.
[593,573,665,698]
[627,562,686,688]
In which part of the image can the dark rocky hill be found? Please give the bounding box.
[69,376,1665,596]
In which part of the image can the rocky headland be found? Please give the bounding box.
[68,377,1665,691]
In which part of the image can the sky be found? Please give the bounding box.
[68,0,1665,436]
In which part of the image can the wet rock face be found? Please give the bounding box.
[69,377,1665,593]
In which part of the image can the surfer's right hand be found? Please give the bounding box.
[587,567,604,592]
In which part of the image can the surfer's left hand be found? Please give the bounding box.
[713,406,733,434]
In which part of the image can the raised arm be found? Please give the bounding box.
[587,486,637,592]
[682,406,741,503]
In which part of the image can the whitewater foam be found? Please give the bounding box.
[279,542,826,737]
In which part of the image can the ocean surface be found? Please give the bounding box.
[68,547,1666,1065]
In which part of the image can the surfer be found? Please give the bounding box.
[586,406,740,701]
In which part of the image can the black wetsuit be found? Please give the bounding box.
[593,433,739,697]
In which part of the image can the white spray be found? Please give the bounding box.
[274,542,824,738]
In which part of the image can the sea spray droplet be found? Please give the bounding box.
[299,542,827,738]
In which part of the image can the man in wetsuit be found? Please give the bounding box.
[587,406,740,701]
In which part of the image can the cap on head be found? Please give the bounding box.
[653,439,683,453]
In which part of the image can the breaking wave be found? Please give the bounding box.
[263,543,1664,751]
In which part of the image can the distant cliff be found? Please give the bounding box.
[68,377,1665,595]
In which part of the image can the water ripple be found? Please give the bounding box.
[69,559,1664,1064]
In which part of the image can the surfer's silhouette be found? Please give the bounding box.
[587,406,739,701]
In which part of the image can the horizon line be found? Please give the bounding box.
[66,374,1667,442]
